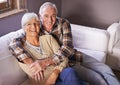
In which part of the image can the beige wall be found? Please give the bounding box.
[61,0,120,29]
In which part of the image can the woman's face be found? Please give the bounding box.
[40,7,57,31]
[24,18,40,37]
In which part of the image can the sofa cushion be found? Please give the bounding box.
[71,24,109,52]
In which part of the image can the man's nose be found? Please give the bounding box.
[48,17,52,22]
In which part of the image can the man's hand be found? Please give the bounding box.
[45,69,60,85]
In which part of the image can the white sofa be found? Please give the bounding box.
[0,23,119,85]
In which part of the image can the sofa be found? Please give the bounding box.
[0,23,119,85]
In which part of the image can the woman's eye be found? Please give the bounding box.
[27,24,31,26]
[34,23,39,25]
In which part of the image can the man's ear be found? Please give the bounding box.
[39,14,41,19]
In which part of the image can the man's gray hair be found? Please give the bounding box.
[39,2,58,15]
[21,12,39,28]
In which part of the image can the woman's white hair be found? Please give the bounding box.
[21,12,39,28]
[39,2,58,15]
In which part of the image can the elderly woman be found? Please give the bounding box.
[9,12,86,85]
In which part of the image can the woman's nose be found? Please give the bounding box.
[31,23,37,28]
[30,24,36,30]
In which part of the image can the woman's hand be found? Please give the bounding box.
[30,57,55,71]
[45,69,60,85]
[29,57,55,81]
[29,60,45,80]
[32,70,44,81]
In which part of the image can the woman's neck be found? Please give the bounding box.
[26,36,40,46]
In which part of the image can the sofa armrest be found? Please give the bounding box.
[0,30,29,85]
[106,39,120,70]
[107,23,119,53]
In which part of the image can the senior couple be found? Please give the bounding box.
[9,2,120,85]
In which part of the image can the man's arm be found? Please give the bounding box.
[9,37,34,64]
[53,19,82,63]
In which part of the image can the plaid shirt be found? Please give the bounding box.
[9,17,82,64]
[40,17,82,64]
[9,35,32,62]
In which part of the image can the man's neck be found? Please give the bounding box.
[44,27,52,33]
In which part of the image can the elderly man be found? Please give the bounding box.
[39,2,120,85]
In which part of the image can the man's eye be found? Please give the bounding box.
[44,15,48,18]
[52,15,56,18]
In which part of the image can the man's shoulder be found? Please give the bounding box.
[9,34,25,45]
[57,17,70,24]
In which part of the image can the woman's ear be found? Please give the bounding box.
[39,14,42,21]
[23,27,27,32]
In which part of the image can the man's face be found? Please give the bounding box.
[24,18,40,37]
[40,6,57,31]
